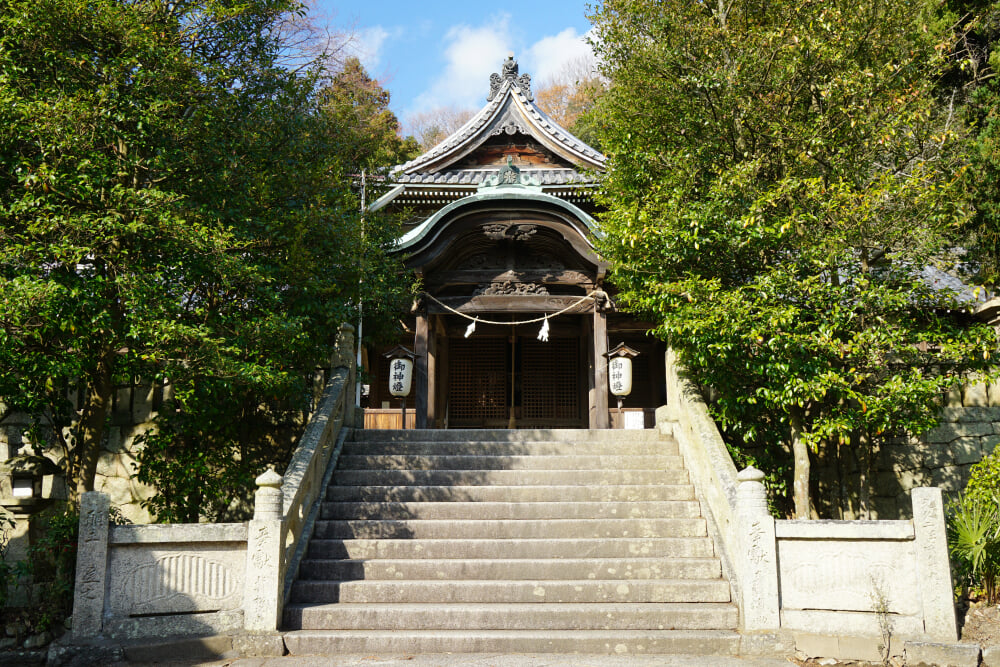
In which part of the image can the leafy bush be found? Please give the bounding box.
[0,508,16,610]
[13,508,80,634]
[948,449,1000,604]
[967,447,1000,505]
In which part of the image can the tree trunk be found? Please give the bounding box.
[858,432,872,520]
[73,349,115,500]
[837,439,848,519]
[790,407,811,519]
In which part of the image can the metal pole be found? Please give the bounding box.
[356,170,366,410]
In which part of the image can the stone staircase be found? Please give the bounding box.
[282,428,740,656]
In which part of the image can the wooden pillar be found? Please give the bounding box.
[437,326,450,429]
[427,316,437,427]
[590,309,610,429]
[415,312,429,429]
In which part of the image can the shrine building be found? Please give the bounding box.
[363,56,664,430]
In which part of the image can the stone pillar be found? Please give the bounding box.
[336,323,356,426]
[736,466,780,632]
[72,492,110,639]
[665,348,680,422]
[911,487,959,641]
[243,468,285,632]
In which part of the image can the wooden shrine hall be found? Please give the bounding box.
[363,56,665,430]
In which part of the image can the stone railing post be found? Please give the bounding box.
[72,491,110,639]
[335,323,357,427]
[911,487,959,641]
[736,466,780,632]
[243,468,285,632]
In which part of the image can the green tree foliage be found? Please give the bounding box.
[0,0,412,509]
[949,449,1000,604]
[320,57,420,173]
[590,0,997,517]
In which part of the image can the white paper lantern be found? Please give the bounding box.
[388,357,413,397]
[608,356,633,397]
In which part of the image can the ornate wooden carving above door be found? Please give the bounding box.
[416,210,603,299]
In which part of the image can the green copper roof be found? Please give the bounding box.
[394,185,602,253]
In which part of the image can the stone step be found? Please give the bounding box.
[332,468,689,487]
[282,629,743,656]
[347,429,667,444]
[283,602,738,631]
[336,454,684,471]
[287,428,735,657]
[320,501,703,521]
[288,578,732,604]
[305,537,716,560]
[295,557,722,581]
[342,439,678,457]
[326,484,696,503]
[311,517,708,540]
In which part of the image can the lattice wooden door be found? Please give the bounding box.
[448,337,508,427]
[447,335,582,428]
[520,337,581,426]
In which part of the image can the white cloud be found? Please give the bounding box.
[348,25,391,72]
[524,27,597,85]
[407,15,513,117]
[403,19,599,124]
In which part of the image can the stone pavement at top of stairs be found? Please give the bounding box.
[120,653,795,667]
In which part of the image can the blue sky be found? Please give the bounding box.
[314,1,595,129]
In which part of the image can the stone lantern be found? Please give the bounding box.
[4,454,59,508]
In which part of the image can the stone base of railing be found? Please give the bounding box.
[48,630,286,666]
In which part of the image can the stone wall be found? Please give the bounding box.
[814,384,1000,520]
[1,369,333,526]
[70,326,356,645]
[0,381,168,525]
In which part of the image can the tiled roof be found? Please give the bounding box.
[393,168,590,186]
[394,62,605,178]
[369,58,605,214]
[921,265,987,304]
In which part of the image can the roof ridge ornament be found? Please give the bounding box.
[488,55,533,102]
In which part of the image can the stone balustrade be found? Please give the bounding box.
[660,348,744,612]
[662,347,962,661]
[69,324,356,647]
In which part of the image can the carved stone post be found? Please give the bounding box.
[244,468,285,632]
[336,323,356,427]
[72,491,110,639]
[911,487,959,641]
[736,466,780,632]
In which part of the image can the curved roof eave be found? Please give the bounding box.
[395,89,508,176]
[393,188,604,255]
